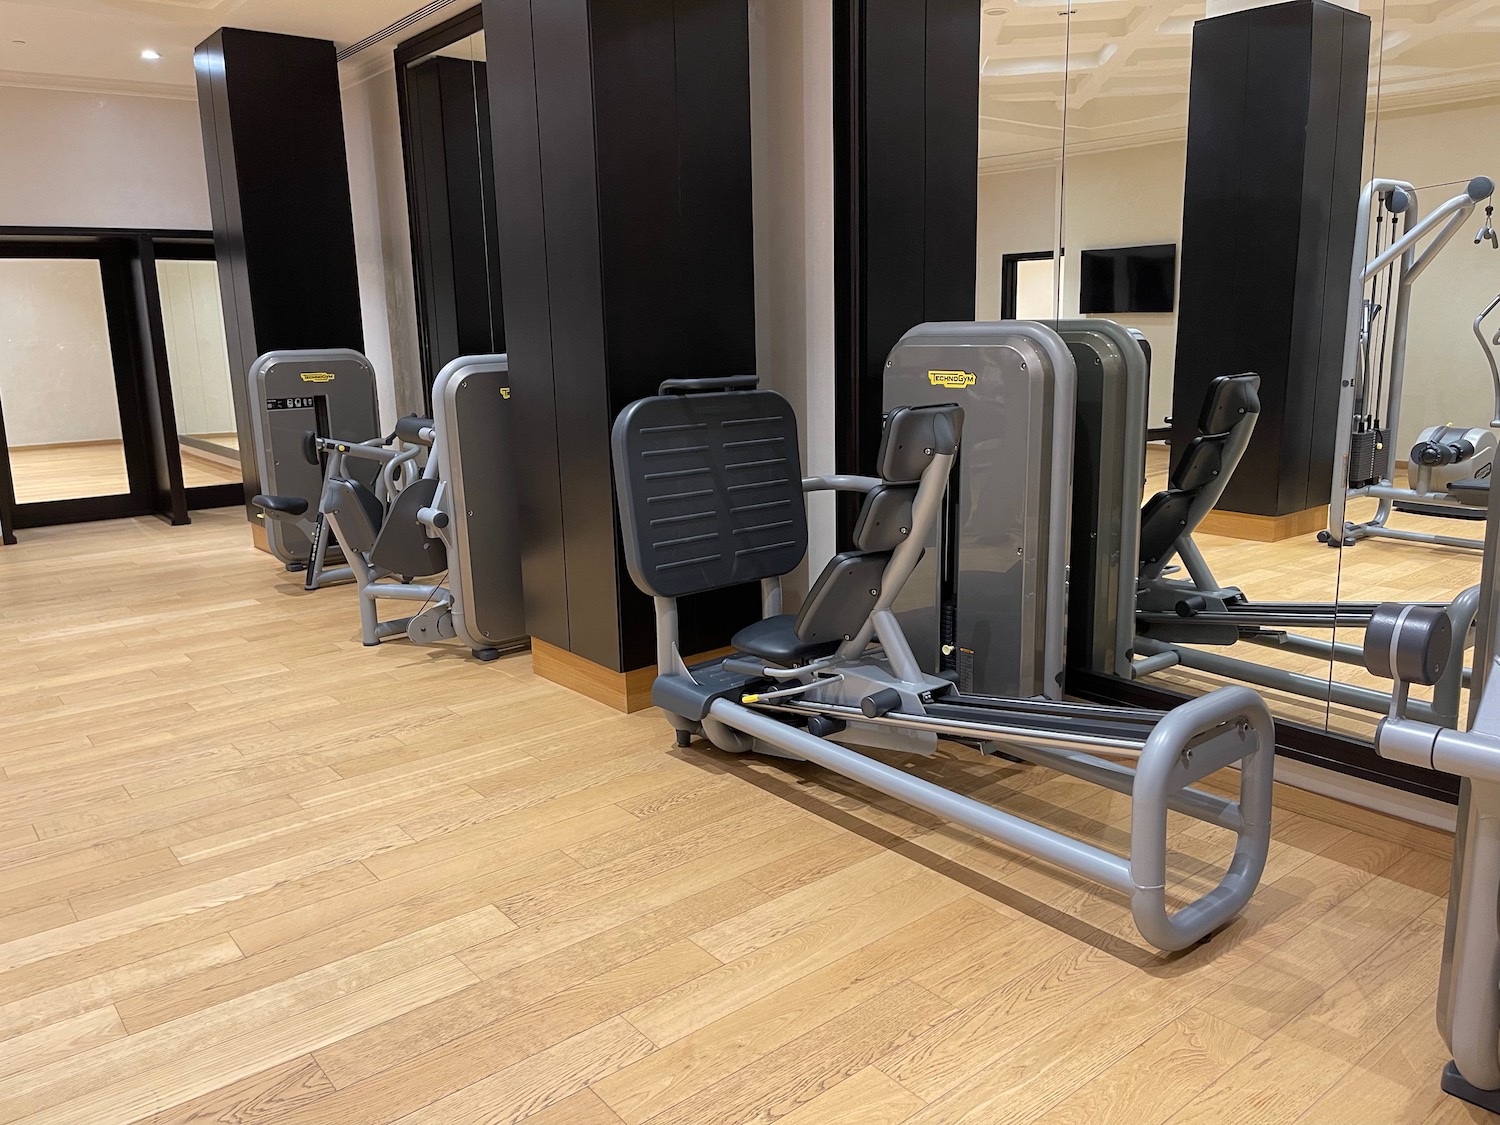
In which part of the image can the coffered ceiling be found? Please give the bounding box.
[980,0,1500,169]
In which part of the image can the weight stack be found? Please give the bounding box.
[1348,428,1376,487]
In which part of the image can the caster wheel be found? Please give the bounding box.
[1316,530,1331,544]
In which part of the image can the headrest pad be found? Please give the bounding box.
[1198,374,1260,436]
[876,404,964,484]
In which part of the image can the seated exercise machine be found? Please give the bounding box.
[1360,483,1500,1113]
[611,368,1275,952]
[892,318,1480,728]
[1323,175,1497,552]
[258,355,528,661]
[247,349,381,578]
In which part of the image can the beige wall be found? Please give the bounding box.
[341,63,423,428]
[749,0,837,587]
[0,85,209,229]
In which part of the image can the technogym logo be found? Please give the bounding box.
[928,370,976,389]
[300,371,337,383]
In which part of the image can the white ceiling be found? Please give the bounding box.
[0,0,467,98]
[980,0,1500,169]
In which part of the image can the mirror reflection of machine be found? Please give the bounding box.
[1324,175,1499,551]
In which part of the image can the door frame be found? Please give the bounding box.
[0,227,241,538]
[1000,249,1057,320]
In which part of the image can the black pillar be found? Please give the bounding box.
[1172,0,1369,517]
[401,55,506,402]
[484,0,758,673]
[834,0,980,496]
[195,29,364,514]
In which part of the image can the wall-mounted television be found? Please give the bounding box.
[1079,244,1177,314]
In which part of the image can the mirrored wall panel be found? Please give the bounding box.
[399,15,505,404]
[0,258,130,504]
[157,257,241,490]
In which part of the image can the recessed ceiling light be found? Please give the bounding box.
[984,4,1008,12]
[11,39,25,45]
[141,48,161,61]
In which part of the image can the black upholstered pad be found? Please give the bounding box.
[252,494,309,517]
[1138,490,1194,567]
[612,390,807,599]
[1169,436,1228,492]
[1198,373,1260,436]
[732,614,841,665]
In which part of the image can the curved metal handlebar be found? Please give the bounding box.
[1477,293,1500,427]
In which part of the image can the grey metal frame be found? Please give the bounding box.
[314,353,527,660]
[1326,176,1495,551]
[1362,484,1500,1111]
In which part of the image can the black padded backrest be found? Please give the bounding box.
[1138,490,1194,567]
[370,477,448,577]
[876,404,964,483]
[793,552,891,643]
[853,485,917,551]
[1198,373,1260,436]
[323,477,384,554]
[612,389,808,598]
[1169,435,1228,492]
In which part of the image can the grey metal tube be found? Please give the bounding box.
[765,699,1150,757]
[995,740,1244,832]
[1044,343,1078,700]
[1349,521,1485,552]
[1176,536,1222,594]
[1129,685,1275,951]
[803,475,882,493]
[710,698,1137,895]
[1474,292,1500,427]
[1136,636,1448,723]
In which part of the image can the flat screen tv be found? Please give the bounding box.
[1079,244,1177,314]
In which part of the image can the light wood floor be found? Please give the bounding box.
[7,442,241,504]
[1140,446,1486,740]
[0,508,1483,1124]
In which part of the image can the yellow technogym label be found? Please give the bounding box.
[499,386,512,399]
[300,371,337,384]
[928,369,976,389]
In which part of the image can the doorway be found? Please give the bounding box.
[0,229,243,543]
[1000,250,1058,320]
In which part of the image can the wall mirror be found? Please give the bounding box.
[396,7,505,408]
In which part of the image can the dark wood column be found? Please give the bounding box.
[834,0,980,498]
[1172,0,1370,524]
[484,0,758,680]
[195,29,364,515]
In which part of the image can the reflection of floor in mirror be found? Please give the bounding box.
[7,440,242,503]
[1137,445,1484,741]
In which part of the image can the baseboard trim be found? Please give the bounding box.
[530,638,736,713]
[1198,505,1326,543]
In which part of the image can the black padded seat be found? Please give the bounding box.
[731,614,841,665]
[251,494,309,517]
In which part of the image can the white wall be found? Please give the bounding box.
[341,63,423,426]
[749,0,837,593]
[0,258,121,445]
[976,99,1500,447]
[0,85,209,229]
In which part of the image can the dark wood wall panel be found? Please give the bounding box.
[195,29,364,511]
[485,0,758,672]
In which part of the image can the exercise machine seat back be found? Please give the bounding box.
[1138,373,1260,576]
[322,476,385,555]
[370,477,448,578]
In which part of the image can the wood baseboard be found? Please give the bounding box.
[249,519,270,555]
[530,637,735,713]
[1197,505,1326,543]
